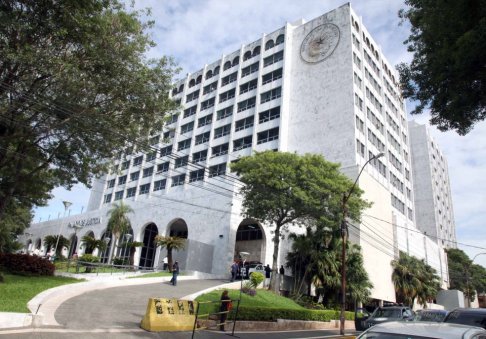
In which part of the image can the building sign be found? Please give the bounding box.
[67,217,102,228]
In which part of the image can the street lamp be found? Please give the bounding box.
[54,201,72,257]
[340,152,384,335]
[71,225,82,257]
[466,253,486,307]
[239,252,250,300]
[125,234,132,266]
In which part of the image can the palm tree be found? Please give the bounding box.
[153,235,186,271]
[44,235,70,256]
[119,241,144,266]
[346,244,373,304]
[106,202,134,263]
[80,235,107,255]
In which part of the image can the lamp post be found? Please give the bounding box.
[340,152,384,335]
[125,234,132,266]
[54,201,72,257]
[239,252,250,300]
[466,253,486,307]
[71,225,82,257]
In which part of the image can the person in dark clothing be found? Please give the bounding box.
[245,262,250,280]
[172,260,179,286]
[279,265,285,275]
[264,264,271,287]
[230,262,238,282]
[219,290,231,331]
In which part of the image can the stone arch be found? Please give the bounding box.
[35,238,42,250]
[234,218,266,263]
[166,218,188,238]
[139,223,159,268]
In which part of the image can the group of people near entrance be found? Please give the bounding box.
[229,262,286,287]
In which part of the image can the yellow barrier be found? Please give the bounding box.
[140,298,198,331]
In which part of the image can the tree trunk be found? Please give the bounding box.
[167,248,173,272]
[130,247,136,266]
[268,225,281,292]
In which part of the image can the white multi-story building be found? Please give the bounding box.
[23,3,451,307]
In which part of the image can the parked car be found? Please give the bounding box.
[363,306,414,328]
[241,263,265,278]
[356,321,486,339]
[412,309,449,323]
[444,308,486,329]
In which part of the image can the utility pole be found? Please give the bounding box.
[340,192,347,335]
[466,267,471,308]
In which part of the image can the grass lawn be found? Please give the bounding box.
[195,289,305,314]
[0,273,84,313]
[128,272,180,279]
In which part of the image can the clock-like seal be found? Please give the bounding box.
[300,23,340,64]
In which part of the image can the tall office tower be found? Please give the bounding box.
[408,120,457,248]
[25,4,448,305]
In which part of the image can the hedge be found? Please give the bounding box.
[0,253,55,276]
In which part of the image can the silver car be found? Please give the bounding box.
[356,321,486,339]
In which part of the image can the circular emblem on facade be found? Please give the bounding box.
[300,23,340,64]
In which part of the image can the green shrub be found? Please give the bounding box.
[79,254,100,263]
[112,257,128,265]
[227,306,355,322]
[0,253,55,276]
[250,272,264,287]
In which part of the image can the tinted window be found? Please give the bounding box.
[372,309,401,319]
[444,310,486,329]
[413,311,447,322]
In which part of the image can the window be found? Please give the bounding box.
[214,124,231,138]
[104,194,112,204]
[241,62,259,77]
[217,106,233,120]
[196,75,202,84]
[186,90,199,102]
[150,136,160,145]
[262,68,282,85]
[232,56,239,67]
[133,156,143,166]
[118,175,127,185]
[354,72,362,87]
[259,106,280,123]
[126,187,136,198]
[153,179,166,192]
[200,97,215,110]
[391,193,405,214]
[223,61,231,71]
[275,34,284,45]
[143,167,154,178]
[265,39,274,50]
[108,179,115,188]
[121,161,130,170]
[213,66,220,76]
[180,121,194,134]
[237,97,256,112]
[146,151,156,162]
[235,116,254,132]
[260,87,281,103]
[192,150,208,162]
[355,115,364,132]
[353,52,361,68]
[139,183,150,195]
[211,143,229,157]
[125,148,132,156]
[163,129,173,140]
[203,81,218,95]
[160,145,172,157]
[114,191,123,201]
[198,114,213,127]
[355,93,363,111]
[264,51,283,67]
[189,169,205,182]
[115,151,122,160]
[257,127,279,144]
[233,136,253,151]
[219,88,236,103]
[171,174,185,187]
[195,132,210,145]
[177,139,191,151]
[183,105,197,118]
[174,156,189,168]
[356,139,365,157]
[243,51,252,61]
[189,79,196,87]
[221,72,238,86]
[205,69,213,80]
[236,223,263,241]
[240,79,258,94]
[168,114,179,124]
[252,46,261,57]
[209,163,226,178]
[157,162,169,173]
[130,171,140,181]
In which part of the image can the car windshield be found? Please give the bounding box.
[372,309,402,318]
[414,311,446,322]
[359,332,436,339]
[445,310,486,329]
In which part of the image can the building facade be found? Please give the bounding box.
[23,3,451,307]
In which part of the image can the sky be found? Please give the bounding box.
[33,0,486,267]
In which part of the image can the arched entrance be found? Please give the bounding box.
[81,231,95,254]
[167,219,188,238]
[100,231,113,263]
[68,234,78,258]
[26,239,33,253]
[35,238,41,250]
[164,219,189,270]
[116,228,133,264]
[139,223,158,268]
[234,219,266,263]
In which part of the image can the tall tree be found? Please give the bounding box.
[119,241,144,267]
[106,202,133,263]
[397,0,486,135]
[231,151,371,292]
[154,236,186,271]
[80,235,107,255]
[44,235,70,256]
[0,200,32,253]
[0,0,179,220]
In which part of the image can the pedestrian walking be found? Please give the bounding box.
[264,264,271,287]
[219,290,231,332]
[172,260,179,286]
[230,262,238,282]
[279,265,285,275]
